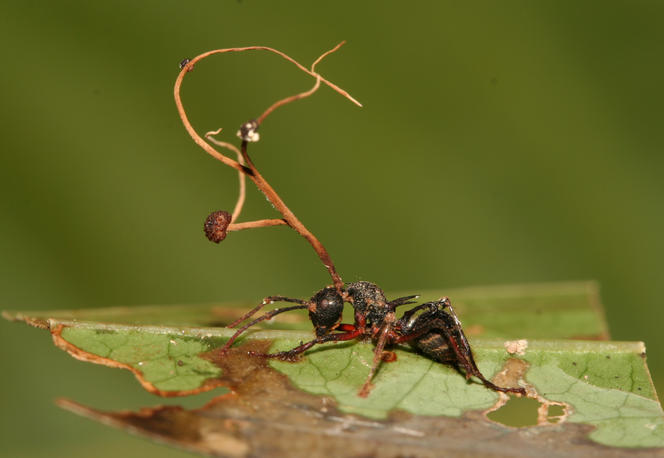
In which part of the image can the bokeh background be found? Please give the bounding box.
[1,1,663,456]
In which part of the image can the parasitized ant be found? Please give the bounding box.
[175,43,526,398]
[219,281,525,396]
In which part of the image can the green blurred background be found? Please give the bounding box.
[1,1,663,456]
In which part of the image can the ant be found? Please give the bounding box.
[175,43,526,398]
[218,281,525,396]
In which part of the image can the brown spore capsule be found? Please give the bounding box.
[204,210,232,243]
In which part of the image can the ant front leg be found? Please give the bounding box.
[250,325,363,362]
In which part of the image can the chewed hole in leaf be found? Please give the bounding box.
[487,397,541,427]
[547,404,565,424]
[486,391,571,428]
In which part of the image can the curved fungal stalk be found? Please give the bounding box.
[174,43,360,291]
[204,129,247,223]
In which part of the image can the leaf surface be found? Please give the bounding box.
[5,282,662,456]
[6,281,608,337]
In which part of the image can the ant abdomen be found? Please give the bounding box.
[309,287,344,337]
[410,332,456,364]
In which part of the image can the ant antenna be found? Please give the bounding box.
[220,303,308,353]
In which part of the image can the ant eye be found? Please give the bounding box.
[204,210,232,243]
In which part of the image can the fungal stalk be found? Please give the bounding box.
[174,43,360,292]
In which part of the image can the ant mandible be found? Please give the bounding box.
[175,43,526,398]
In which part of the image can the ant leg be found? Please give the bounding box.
[443,306,525,395]
[220,304,308,352]
[449,341,525,395]
[250,338,318,362]
[392,326,430,344]
[395,304,526,395]
[397,300,441,326]
[252,325,362,361]
[358,323,393,398]
[227,296,308,328]
[428,305,526,396]
[388,295,419,308]
[394,299,456,344]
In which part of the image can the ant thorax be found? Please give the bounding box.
[346,281,391,328]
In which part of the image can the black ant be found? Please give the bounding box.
[175,43,526,400]
[219,281,525,397]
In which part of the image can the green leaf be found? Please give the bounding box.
[5,281,608,338]
[59,326,223,393]
[4,282,662,454]
[270,338,664,447]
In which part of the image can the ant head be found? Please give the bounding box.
[309,287,344,337]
